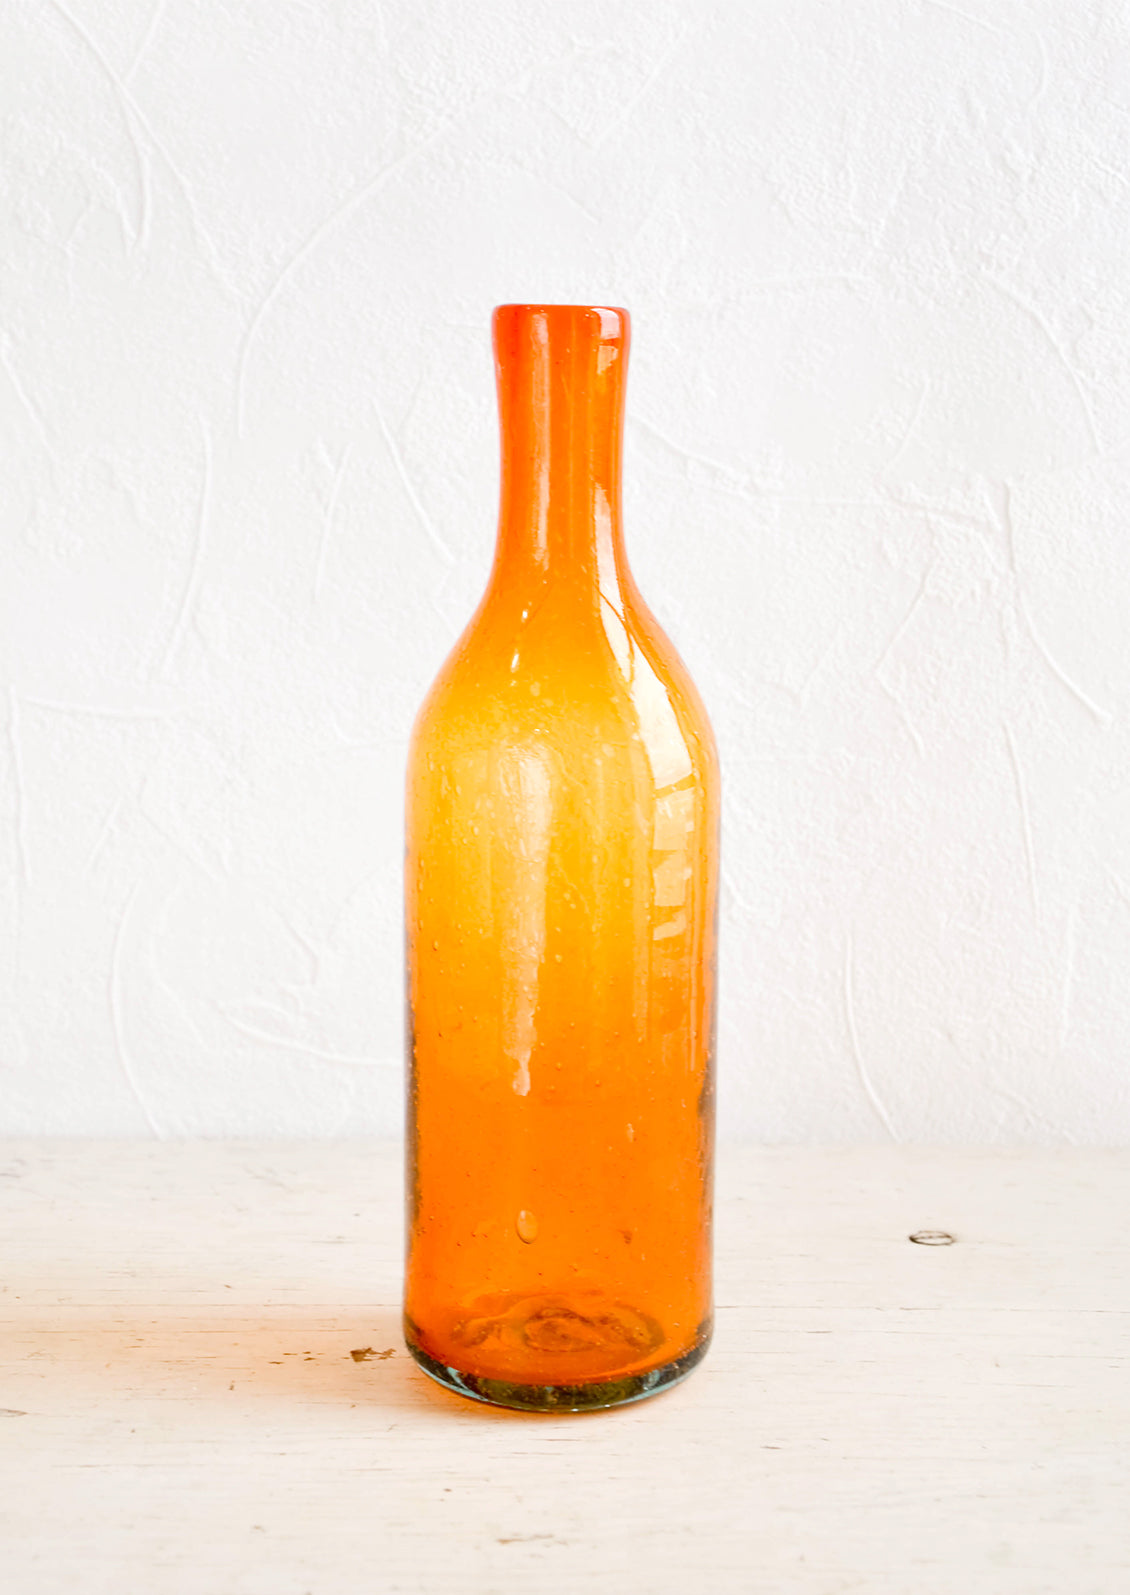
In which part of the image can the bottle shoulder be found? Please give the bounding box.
[409,582,717,797]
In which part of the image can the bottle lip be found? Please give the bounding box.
[493,304,629,341]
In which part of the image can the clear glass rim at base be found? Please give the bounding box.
[405,1326,712,1413]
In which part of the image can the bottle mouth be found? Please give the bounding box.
[493,304,629,344]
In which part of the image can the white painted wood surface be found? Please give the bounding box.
[2,1143,1128,1593]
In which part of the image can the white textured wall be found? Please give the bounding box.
[1,0,1128,1139]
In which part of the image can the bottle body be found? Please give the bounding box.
[404,306,718,1410]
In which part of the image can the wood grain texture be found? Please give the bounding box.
[2,1142,1128,1593]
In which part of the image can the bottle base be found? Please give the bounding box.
[405,1329,711,1413]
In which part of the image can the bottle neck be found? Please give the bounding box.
[491,305,630,603]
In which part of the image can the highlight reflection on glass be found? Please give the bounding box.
[404,305,719,1411]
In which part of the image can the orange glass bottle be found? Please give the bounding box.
[404,304,718,1411]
